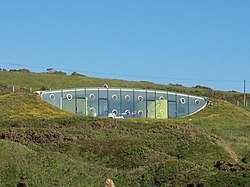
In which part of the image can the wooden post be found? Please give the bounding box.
[244,79,246,107]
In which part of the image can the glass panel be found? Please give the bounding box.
[134,90,146,118]
[156,100,168,119]
[99,89,108,99]
[121,89,133,118]
[62,90,76,113]
[76,89,86,115]
[147,101,156,118]
[153,91,168,119]
[99,99,108,117]
[108,89,121,117]
[76,98,86,115]
[168,92,176,101]
[188,97,206,115]
[156,91,168,101]
[176,95,188,117]
[42,91,62,108]
[168,101,177,118]
[86,89,98,117]
[146,90,156,101]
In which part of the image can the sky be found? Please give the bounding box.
[0,1,249,92]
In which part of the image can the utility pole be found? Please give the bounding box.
[243,79,246,107]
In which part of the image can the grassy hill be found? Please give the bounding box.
[0,70,250,186]
[0,70,249,105]
[0,94,73,121]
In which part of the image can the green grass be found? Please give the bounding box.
[184,100,250,159]
[0,117,244,186]
[0,71,250,186]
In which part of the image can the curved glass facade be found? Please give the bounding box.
[39,88,207,119]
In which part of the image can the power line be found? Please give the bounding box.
[0,60,243,83]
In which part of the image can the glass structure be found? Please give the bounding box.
[39,88,208,119]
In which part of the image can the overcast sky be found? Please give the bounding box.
[0,1,249,92]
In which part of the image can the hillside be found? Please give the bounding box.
[0,70,249,105]
[0,71,250,186]
[0,94,73,121]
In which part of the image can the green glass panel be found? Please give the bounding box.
[147,101,156,118]
[156,100,168,119]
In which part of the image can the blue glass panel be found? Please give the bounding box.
[168,101,177,118]
[167,92,176,101]
[99,99,108,117]
[121,89,134,118]
[108,89,121,117]
[134,90,146,118]
[146,90,156,101]
[99,89,108,99]
[176,94,189,117]
[42,91,62,108]
[146,91,156,118]
[156,91,168,101]
[86,89,98,117]
[62,90,76,113]
[189,96,207,115]
[76,89,86,114]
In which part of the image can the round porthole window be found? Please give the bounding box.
[195,99,200,105]
[138,95,143,102]
[159,96,165,100]
[89,107,96,113]
[125,110,130,116]
[112,109,118,115]
[89,94,95,100]
[66,94,73,100]
[125,95,130,101]
[112,94,118,101]
[138,110,143,116]
[180,98,186,104]
[49,94,55,100]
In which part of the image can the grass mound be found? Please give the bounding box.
[0,93,73,121]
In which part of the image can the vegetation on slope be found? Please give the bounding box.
[0,93,249,186]
[0,94,73,121]
[186,99,250,162]
[0,70,250,186]
[1,116,249,186]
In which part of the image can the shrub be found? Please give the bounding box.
[71,72,87,77]
[18,69,30,73]
[41,85,50,91]
[53,71,67,75]
[242,152,250,164]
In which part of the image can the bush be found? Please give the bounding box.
[18,69,30,73]
[71,72,87,77]
[193,85,212,90]
[41,85,50,91]
[169,83,183,87]
[9,69,17,72]
[53,71,67,75]
[242,152,250,164]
